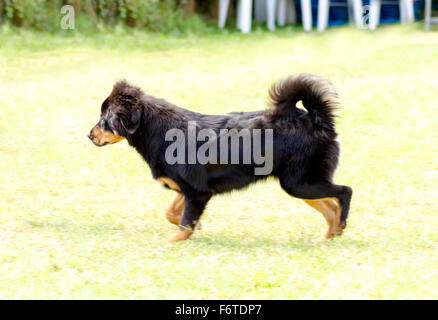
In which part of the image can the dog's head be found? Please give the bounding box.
[88,80,142,147]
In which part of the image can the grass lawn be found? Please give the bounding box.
[0,24,437,299]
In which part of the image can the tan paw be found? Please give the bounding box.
[324,230,335,239]
[169,229,192,242]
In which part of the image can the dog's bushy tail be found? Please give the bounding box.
[268,73,338,131]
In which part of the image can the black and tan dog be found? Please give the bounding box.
[88,74,352,241]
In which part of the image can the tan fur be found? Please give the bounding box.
[156,177,181,191]
[165,193,184,225]
[163,192,202,233]
[304,198,342,238]
[169,228,192,242]
[157,178,201,239]
[90,126,125,146]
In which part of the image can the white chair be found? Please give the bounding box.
[219,0,253,33]
[369,0,414,30]
[278,0,298,26]
[259,0,311,31]
[425,0,438,31]
[317,0,364,31]
[254,0,267,21]
[264,0,298,30]
[301,0,313,31]
[281,0,325,32]
[254,0,311,31]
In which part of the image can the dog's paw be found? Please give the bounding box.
[324,231,336,239]
[335,221,346,236]
[169,229,192,242]
[324,226,344,239]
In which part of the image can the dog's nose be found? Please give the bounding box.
[87,133,92,140]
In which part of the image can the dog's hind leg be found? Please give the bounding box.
[304,199,339,238]
[280,180,352,238]
[169,192,212,242]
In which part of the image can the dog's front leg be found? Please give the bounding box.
[169,192,212,242]
[165,193,185,225]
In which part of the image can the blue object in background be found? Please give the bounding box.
[294,0,350,26]
[294,0,424,27]
[414,0,425,20]
[362,0,399,24]
[329,1,351,25]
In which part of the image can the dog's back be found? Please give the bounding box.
[191,74,340,194]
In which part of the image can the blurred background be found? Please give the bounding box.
[0,0,436,33]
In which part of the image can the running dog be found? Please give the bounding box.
[88,74,352,241]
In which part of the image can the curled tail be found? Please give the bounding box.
[268,73,338,131]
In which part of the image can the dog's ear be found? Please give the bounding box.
[119,109,141,135]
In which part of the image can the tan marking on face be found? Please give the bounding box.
[90,126,125,146]
[156,177,181,191]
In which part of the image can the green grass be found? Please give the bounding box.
[0,24,437,299]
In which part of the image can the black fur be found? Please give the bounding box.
[91,73,352,234]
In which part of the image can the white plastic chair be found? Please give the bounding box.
[254,0,310,31]
[425,0,431,30]
[368,0,414,30]
[301,0,313,31]
[279,0,298,26]
[254,0,267,21]
[264,0,298,30]
[219,0,253,33]
[317,0,364,31]
[284,0,320,32]
[260,0,310,31]
[424,0,438,31]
